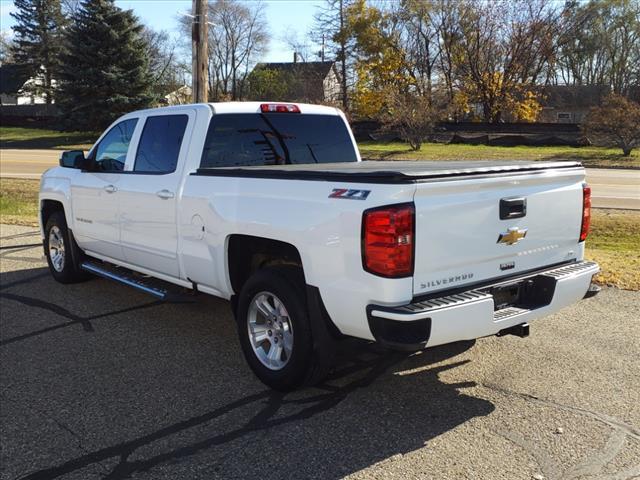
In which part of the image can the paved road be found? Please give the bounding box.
[0,149,60,178]
[585,169,640,210]
[1,148,638,209]
[1,224,639,480]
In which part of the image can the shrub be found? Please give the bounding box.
[583,94,640,157]
[380,92,449,151]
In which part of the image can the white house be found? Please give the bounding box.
[163,85,192,105]
[0,64,51,105]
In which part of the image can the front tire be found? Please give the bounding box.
[236,267,329,391]
[44,211,89,284]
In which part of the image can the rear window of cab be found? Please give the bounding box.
[200,113,358,168]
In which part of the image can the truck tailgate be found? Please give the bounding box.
[412,166,586,296]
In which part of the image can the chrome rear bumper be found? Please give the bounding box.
[367,261,599,351]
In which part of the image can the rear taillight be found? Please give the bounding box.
[580,184,591,242]
[260,103,300,113]
[362,203,414,278]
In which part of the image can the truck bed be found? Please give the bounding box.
[194,160,583,184]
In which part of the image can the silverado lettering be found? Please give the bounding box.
[421,273,475,289]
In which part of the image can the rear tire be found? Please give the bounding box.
[44,211,90,284]
[236,267,330,391]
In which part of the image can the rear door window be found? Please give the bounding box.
[200,113,358,168]
[134,115,189,173]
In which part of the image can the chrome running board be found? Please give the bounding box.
[80,261,194,302]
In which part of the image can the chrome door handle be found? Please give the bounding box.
[104,184,117,193]
[156,189,175,199]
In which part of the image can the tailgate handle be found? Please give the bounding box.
[500,197,527,219]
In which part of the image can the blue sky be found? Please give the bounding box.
[0,0,324,62]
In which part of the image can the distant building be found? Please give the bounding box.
[249,60,341,103]
[163,85,192,106]
[539,85,609,123]
[627,86,640,104]
[0,64,51,105]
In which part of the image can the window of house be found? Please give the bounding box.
[134,115,189,173]
[557,112,572,122]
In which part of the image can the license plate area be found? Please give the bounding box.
[491,283,522,310]
[485,275,556,311]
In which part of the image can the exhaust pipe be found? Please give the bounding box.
[583,283,601,299]
[497,323,530,338]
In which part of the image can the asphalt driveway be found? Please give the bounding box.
[1,224,639,480]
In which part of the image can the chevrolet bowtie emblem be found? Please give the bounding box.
[497,227,528,245]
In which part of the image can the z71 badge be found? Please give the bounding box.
[328,188,371,200]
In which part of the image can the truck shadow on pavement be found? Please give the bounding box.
[1,264,495,480]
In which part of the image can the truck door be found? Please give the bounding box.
[117,111,194,278]
[71,118,138,260]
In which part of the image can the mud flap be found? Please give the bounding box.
[305,285,337,374]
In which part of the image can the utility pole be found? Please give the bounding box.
[338,0,348,111]
[192,0,208,103]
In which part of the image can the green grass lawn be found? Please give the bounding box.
[359,141,640,168]
[0,178,40,225]
[0,126,97,150]
[1,178,637,290]
[585,209,640,290]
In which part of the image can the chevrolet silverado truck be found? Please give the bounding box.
[39,102,600,390]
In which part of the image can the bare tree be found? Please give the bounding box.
[555,0,640,96]
[433,0,463,106]
[386,0,465,107]
[583,94,640,156]
[281,29,316,62]
[380,90,450,150]
[178,0,269,101]
[452,0,563,122]
[208,0,269,100]
[142,27,190,100]
[313,0,354,110]
[394,0,442,100]
[0,31,15,66]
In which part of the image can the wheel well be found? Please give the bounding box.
[41,200,64,228]
[228,235,304,295]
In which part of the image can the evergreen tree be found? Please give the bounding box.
[10,0,65,104]
[56,0,155,131]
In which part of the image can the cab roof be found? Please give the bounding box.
[209,102,341,115]
[125,102,342,118]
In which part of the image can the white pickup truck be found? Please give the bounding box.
[40,102,600,390]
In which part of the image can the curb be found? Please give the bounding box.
[584,165,640,171]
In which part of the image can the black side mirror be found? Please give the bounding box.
[59,150,86,169]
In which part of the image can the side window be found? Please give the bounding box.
[94,119,138,172]
[134,115,189,173]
